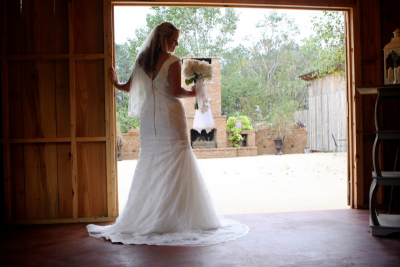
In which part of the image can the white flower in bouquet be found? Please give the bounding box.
[183,59,213,85]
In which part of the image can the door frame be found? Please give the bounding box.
[107,0,362,210]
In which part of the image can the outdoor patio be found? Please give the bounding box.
[117,152,349,214]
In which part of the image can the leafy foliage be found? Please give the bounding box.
[221,11,309,125]
[300,11,345,77]
[114,9,345,138]
[226,116,253,131]
[227,116,253,147]
[270,101,296,140]
[128,7,239,58]
[117,107,140,133]
[228,127,243,147]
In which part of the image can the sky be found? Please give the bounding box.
[114,6,319,46]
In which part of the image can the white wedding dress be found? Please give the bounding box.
[87,55,249,246]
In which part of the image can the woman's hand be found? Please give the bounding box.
[191,85,196,96]
[109,66,130,92]
[109,67,119,86]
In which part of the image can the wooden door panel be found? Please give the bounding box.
[22,61,57,139]
[74,0,104,54]
[24,143,58,219]
[56,60,71,138]
[6,0,22,55]
[55,0,69,54]
[21,0,55,55]
[10,144,25,220]
[75,60,105,137]
[57,143,72,218]
[77,142,107,217]
[8,61,23,139]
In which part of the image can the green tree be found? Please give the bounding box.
[128,7,239,58]
[117,106,140,133]
[300,11,345,76]
[221,11,309,125]
[221,45,264,118]
[115,43,132,111]
[114,42,139,132]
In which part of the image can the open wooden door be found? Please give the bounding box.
[1,0,117,224]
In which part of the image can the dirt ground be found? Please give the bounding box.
[117,152,349,215]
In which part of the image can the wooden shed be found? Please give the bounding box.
[1,0,399,225]
[298,68,347,152]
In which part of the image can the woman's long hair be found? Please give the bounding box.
[138,22,179,76]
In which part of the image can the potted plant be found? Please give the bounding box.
[226,116,254,147]
[270,109,294,155]
[229,127,244,147]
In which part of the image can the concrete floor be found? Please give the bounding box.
[117,152,349,215]
[3,153,399,266]
[2,209,400,266]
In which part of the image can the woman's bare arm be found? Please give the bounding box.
[110,67,131,93]
[168,61,196,98]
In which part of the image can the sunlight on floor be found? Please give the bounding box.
[117,153,348,215]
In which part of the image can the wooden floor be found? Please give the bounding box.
[1,209,400,267]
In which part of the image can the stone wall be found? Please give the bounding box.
[256,128,308,155]
[119,127,307,160]
[118,53,307,161]
[192,148,237,159]
[192,147,257,159]
[236,147,258,157]
[119,130,140,160]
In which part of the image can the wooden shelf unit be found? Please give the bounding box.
[358,85,400,236]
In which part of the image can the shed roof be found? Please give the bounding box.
[298,62,343,81]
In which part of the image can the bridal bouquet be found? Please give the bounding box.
[183,59,213,109]
[183,59,213,85]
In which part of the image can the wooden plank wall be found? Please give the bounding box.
[296,90,347,152]
[296,72,347,152]
[1,0,116,224]
[355,0,399,208]
[294,110,308,127]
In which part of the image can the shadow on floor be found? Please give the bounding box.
[1,209,399,267]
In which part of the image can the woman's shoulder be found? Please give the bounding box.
[168,54,181,64]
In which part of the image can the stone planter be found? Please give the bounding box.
[117,140,123,161]
[235,120,243,129]
[274,138,283,155]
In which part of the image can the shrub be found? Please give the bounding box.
[226,116,254,131]
[229,127,243,147]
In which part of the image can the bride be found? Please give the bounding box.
[87,22,249,246]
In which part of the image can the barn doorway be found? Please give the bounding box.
[112,4,351,215]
